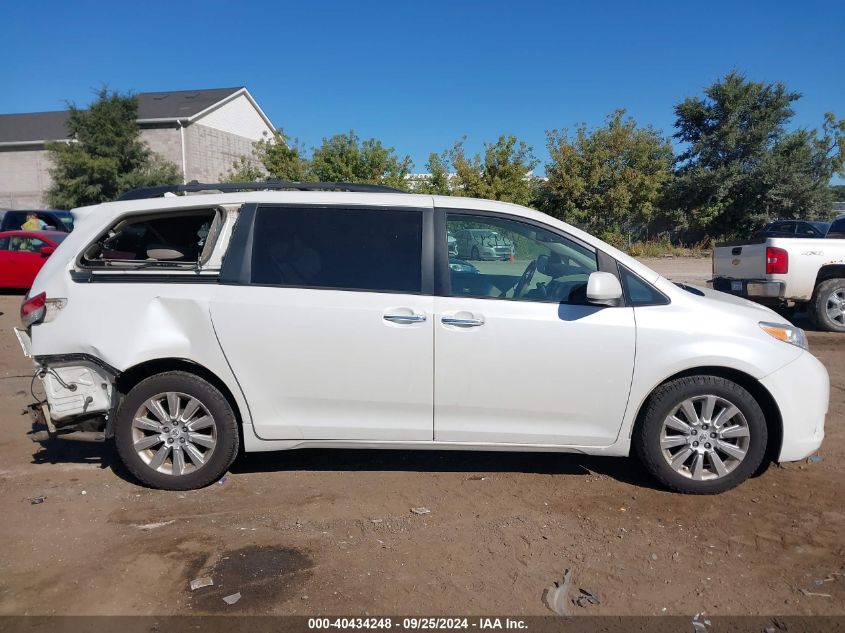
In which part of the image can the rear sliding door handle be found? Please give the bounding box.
[383,314,427,324]
[441,317,484,327]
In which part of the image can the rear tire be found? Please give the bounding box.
[634,375,767,494]
[114,371,239,490]
[809,278,845,332]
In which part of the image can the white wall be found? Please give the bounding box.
[195,94,273,141]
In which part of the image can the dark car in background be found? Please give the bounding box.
[827,214,845,239]
[751,219,830,239]
[0,209,74,233]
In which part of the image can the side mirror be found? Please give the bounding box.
[586,271,623,306]
[39,246,55,258]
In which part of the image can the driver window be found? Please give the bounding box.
[445,214,597,303]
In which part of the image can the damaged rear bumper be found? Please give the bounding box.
[16,328,120,440]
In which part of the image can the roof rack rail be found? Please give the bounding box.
[116,180,404,201]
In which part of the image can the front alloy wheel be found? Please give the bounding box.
[635,375,767,494]
[659,395,750,481]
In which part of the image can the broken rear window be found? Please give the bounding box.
[81,209,218,268]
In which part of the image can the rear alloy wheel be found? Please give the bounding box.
[810,278,845,332]
[635,375,767,494]
[131,392,217,476]
[115,371,239,490]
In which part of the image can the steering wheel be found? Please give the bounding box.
[512,260,537,298]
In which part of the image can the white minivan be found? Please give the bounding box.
[15,182,829,493]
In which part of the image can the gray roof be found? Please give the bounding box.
[136,87,242,120]
[0,87,243,144]
[0,111,72,144]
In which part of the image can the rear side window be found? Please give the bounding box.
[250,206,423,293]
[0,237,7,250]
[82,209,217,267]
[829,218,845,238]
[56,213,74,229]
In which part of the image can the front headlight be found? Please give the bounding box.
[759,321,808,350]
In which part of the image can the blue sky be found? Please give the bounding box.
[3,0,844,178]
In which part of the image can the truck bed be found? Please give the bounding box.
[711,236,845,304]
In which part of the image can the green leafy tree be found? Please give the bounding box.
[412,152,452,194]
[310,130,411,189]
[830,184,845,200]
[670,72,845,235]
[46,88,180,208]
[224,156,265,182]
[256,129,310,181]
[224,129,310,182]
[448,135,538,206]
[541,110,673,243]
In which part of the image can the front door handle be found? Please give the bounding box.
[383,313,427,324]
[441,317,484,327]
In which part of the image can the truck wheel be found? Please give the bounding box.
[810,278,845,332]
[634,375,767,494]
[114,371,239,490]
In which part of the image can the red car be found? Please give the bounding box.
[0,230,67,289]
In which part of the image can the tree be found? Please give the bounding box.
[256,129,310,181]
[310,130,411,189]
[224,156,265,182]
[224,129,310,182]
[46,88,180,208]
[831,184,845,201]
[412,152,452,194]
[670,72,845,235]
[448,135,538,206]
[541,110,673,243]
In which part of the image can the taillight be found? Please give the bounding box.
[766,247,788,275]
[21,292,47,328]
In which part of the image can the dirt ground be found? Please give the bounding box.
[0,257,843,616]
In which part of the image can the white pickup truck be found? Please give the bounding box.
[710,215,845,332]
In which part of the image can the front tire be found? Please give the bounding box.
[114,371,239,490]
[634,375,767,494]
[809,278,845,332]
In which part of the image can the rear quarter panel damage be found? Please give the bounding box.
[29,285,252,428]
